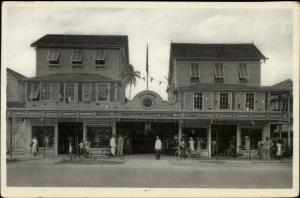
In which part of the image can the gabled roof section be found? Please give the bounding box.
[25,73,119,83]
[262,79,293,91]
[7,68,28,80]
[170,43,266,60]
[31,34,128,47]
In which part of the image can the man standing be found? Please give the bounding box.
[110,135,116,157]
[155,136,162,160]
[117,134,124,156]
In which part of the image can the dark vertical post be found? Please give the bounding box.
[10,117,13,160]
[43,117,46,158]
[216,124,218,161]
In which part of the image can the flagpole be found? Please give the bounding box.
[146,43,149,91]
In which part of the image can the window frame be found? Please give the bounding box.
[64,83,77,103]
[94,49,106,66]
[238,63,249,80]
[245,92,255,110]
[40,83,51,101]
[193,92,203,110]
[190,63,200,83]
[71,49,83,65]
[47,48,60,65]
[219,92,229,109]
[95,83,110,102]
[82,82,92,102]
[214,63,225,80]
[30,82,40,100]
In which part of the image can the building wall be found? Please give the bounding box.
[182,90,266,111]
[174,60,261,88]
[7,74,25,103]
[36,47,123,80]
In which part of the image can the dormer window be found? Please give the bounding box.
[95,49,106,66]
[71,49,83,65]
[238,63,249,80]
[190,63,200,83]
[47,48,60,65]
[214,63,224,81]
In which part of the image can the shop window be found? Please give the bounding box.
[30,82,40,100]
[86,127,110,148]
[240,128,262,150]
[182,128,208,149]
[71,49,83,65]
[214,63,224,81]
[96,83,109,101]
[32,126,55,147]
[238,63,249,80]
[220,92,229,109]
[95,49,106,66]
[246,93,254,110]
[190,63,200,83]
[47,48,60,65]
[193,92,202,110]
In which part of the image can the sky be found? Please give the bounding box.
[3,2,295,100]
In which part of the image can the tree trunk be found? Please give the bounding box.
[129,84,132,99]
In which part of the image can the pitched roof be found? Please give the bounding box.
[25,73,119,83]
[7,68,28,80]
[262,79,293,91]
[171,43,266,60]
[31,34,128,47]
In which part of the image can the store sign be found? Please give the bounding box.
[137,91,158,110]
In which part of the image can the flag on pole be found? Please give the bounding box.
[146,43,149,74]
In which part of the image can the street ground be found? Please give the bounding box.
[6,154,292,188]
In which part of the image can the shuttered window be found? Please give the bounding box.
[64,83,78,103]
[71,49,83,65]
[220,93,229,109]
[193,93,202,110]
[239,63,249,79]
[30,82,40,100]
[40,83,60,101]
[47,48,60,65]
[246,93,255,110]
[94,49,106,65]
[214,63,224,80]
[82,83,92,102]
[190,63,200,83]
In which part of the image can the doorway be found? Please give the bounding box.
[58,122,83,154]
[211,125,236,155]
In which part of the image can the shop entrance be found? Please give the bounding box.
[211,125,236,156]
[58,122,83,154]
[116,121,178,155]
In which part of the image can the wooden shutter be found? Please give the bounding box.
[78,82,82,101]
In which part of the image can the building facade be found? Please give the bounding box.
[6,35,293,157]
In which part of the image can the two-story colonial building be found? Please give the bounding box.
[6,35,292,158]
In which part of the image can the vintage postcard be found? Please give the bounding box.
[1,1,299,197]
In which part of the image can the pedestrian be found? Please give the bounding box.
[154,136,162,160]
[110,135,116,157]
[264,137,271,161]
[85,140,90,158]
[212,139,217,156]
[276,140,282,160]
[117,134,124,156]
[196,138,202,155]
[79,140,84,158]
[32,136,38,156]
[68,139,73,161]
[179,138,185,154]
[257,139,264,160]
[189,137,195,154]
[271,139,277,159]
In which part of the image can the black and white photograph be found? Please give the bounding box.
[1,2,299,197]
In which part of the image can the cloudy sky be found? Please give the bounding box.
[3,2,295,99]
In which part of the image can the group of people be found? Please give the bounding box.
[257,137,283,160]
[109,134,125,157]
[179,137,204,155]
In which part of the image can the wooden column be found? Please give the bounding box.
[112,119,116,136]
[236,124,241,153]
[114,83,118,101]
[208,124,212,157]
[178,120,183,140]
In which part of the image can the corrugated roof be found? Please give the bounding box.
[171,43,266,60]
[31,34,128,47]
[25,73,119,82]
[7,68,28,80]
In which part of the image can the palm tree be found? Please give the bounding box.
[121,64,141,99]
